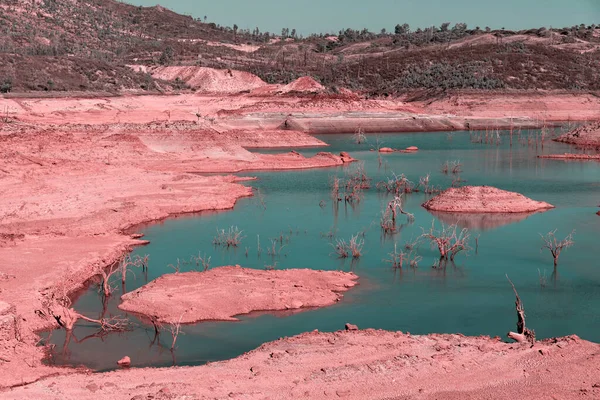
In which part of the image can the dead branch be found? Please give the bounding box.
[506,275,535,344]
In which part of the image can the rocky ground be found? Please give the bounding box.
[554,121,600,148]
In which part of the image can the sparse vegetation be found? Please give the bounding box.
[332,234,364,259]
[0,1,599,93]
[377,173,415,195]
[213,226,245,247]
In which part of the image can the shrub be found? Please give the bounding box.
[0,79,12,93]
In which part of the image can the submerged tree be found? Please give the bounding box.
[380,195,414,234]
[421,221,470,261]
[353,127,367,144]
[540,229,575,269]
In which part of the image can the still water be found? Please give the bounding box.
[47,131,600,371]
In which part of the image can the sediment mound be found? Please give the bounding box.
[119,265,358,324]
[538,153,600,160]
[422,186,554,213]
[278,76,325,94]
[554,122,600,147]
[150,66,266,93]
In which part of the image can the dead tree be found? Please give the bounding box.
[39,292,129,333]
[330,176,342,202]
[540,229,575,269]
[345,162,371,191]
[381,196,414,233]
[506,275,535,344]
[421,221,470,261]
[97,262,119,298]
[353,127,367,144]
[169,313,185,351]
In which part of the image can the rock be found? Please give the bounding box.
[339,151,353,163]
[345,323,359,331]
[117,356,131,367]
[405,146,419,151]
[378,147,394,153]
[290,300,303,309]
[597,211,600,216]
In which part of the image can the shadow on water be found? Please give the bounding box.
[44,130,600,370]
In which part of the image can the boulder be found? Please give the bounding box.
[345,323,359,331]
[117,356,131,367]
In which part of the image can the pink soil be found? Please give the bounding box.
[149,66,266,93]
[422,186,554,213]
[379,147,395,153]
[119,266,358,324]
[418,91,600,122]
[554,122,600,147]
[4,331,599,399]
[278,76,325,94]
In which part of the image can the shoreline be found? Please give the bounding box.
[1,91,599,395]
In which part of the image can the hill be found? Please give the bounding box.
[0,0,599,94]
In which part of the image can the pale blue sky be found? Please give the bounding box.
[126,0,599,35]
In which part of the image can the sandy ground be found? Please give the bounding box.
[4,330,599,399]
[422,186,555,213]
[0,89,599,396]
[119,266,358,324]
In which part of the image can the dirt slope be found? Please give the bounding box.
[149,66,267,93]
[3,330,598,399]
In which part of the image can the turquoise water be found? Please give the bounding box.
[46,131,600,371]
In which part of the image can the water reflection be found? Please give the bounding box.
[428,210,548,230]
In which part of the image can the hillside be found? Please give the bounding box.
[0,0,599,94]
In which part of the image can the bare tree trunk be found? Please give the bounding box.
[506,275,535,344]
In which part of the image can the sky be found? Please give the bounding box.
[125,0,599,35]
